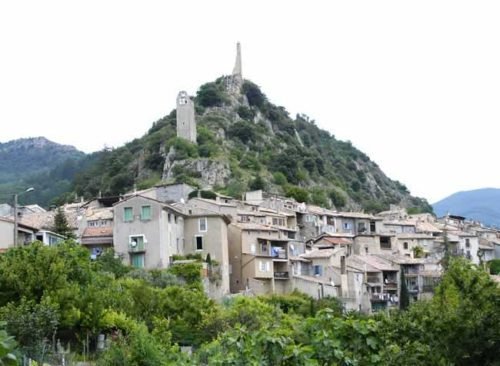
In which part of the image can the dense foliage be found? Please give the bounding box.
[0,243,498,365]
[0,137,84,207]
[12,78,430,213]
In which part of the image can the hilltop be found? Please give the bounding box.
[69,75,431,213]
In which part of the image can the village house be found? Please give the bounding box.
[180,203,232,296]
[113,195,184,269]
[394,233,435,258]
[228,222,298,295]
[0,217,37,249]
[347,255,399,312]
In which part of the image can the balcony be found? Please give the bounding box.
[366,274,381,284]
[271,247,287,260]
[128,241,145,253]
[274,271,289,279]
[384,281,398,290]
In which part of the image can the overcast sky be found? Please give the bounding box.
[1,1,499,203]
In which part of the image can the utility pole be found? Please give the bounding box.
[13,193,18,247]
[13,187,34,247]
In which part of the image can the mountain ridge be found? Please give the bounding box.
[433,187,500,227]
[0,137,85,206]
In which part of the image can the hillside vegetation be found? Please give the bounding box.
[0,243,498,364]
[0,137,84,207]
[69,78,431,213]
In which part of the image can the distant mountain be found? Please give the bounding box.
[0,137,85,207]
[433,188,500,227]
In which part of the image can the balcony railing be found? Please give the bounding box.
[274,271,289,279]
[367,275,381,283]
[271,247,287,260]
[128,241,145,252]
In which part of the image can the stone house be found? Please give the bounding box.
[113,195,184,269]
[347,255,399,312]
[335,212,382,236]
[228,223,298,295]
[181,205,231,296]
[0,217,37,250]
[381,220,417,234]
[395,233,435,258]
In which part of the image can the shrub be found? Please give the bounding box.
[242,81,266,108]
[227,121,256,144]
[489,259,500,275]
[272,172,288,186]
[329,188,347,208]
[196,82,228,108]
[284,185,309,203]
[236,105,256,120]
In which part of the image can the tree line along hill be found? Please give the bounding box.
[1,78,432,214]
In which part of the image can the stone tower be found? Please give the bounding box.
[226,42,243,93]
[176,91,196,143]
[232,42,242,83]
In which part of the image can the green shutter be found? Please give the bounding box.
[124,207,133,221]
[141,205,151,220]
[131,253,145,268]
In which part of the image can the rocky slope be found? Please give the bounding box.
[70,77,432,213]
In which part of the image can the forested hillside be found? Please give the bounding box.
[70,78,432,213]
[0,137,84,207]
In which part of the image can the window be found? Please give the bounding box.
[272,218,285,226]
[357,222,366,233]
[343,222,351,230]
[124,207,133,222]
[141,205,151,220]
[305,215,315,223]
[259,261,270,272]
[465,238,470,248]
[168,213,172,223]
[130,253,145,268]
[380,236,391,250]
[195,235,203,250]
[199,217,207,232]
[313,265,323,276]
[129,235,145,251]
[370,221,376,233]
[403,242,408,250]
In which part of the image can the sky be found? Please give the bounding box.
[1,1,499,203]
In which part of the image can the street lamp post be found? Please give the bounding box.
[13,187,34,247]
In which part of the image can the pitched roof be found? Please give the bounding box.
[231,222,280,232]
[396,233,435,240]
[337,212,381,220]
[375,253,424,265]
[0,216,39,231]
[314,236,353,246]
[348,254,397,272]
[114,194,184,216]
[82,226,113,238]
[301,248,344,259]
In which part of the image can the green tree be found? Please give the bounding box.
[399,269,410,310]
[242,81,267,108]
[0,323,17,366]
[52,207,75,239]
[284,185,309,203]
[196,82,227,108]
